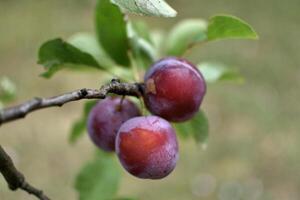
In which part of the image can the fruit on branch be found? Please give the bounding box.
[143,57,206,122]
[116,116,178,179]
[87,97,140,152]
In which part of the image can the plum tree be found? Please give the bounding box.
[143,57,206,122]
[116,116,178,179]
[87,97,140,152]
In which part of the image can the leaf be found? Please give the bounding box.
[207,15,258,41]
[0,77,17,103]
[38,38,103,78]
[75,151,120,200]
[175,110,209,144]
[69,100,98,144]
[130,21,152,43]
[68,33,135,81]
[127,22,157,69]
[95,0,130,66]
[111,0,177,17]
[165,19,207,56]
[150,30,166,57]
[198,62,244,83]
[68,32,115,68]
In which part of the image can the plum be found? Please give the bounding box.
[87,97,140,152]
[116,116,178,179]
[144,57,206,122]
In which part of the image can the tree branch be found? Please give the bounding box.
[0,79,144,126]
[0,145,50,200]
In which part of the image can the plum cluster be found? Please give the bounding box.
[87,57,206,179]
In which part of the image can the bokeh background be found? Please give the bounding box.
[0,0,299,199]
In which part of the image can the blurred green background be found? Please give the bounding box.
[0,0,299,199]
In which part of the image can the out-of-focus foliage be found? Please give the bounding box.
[75,151,120,200]
[0,77,17,108]
[198,62,244,84]
[175,110,209,144]
[165,19,207,56]
[127,21,157,69]
[69,100,98,144]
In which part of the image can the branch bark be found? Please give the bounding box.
[0,145,50,200]
[0,79,144,126]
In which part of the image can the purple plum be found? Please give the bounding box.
[116,116,179,179]
[87,97,140,152]
[144,57,206,122]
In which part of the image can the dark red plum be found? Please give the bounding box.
[116,116,178,179]
[87,97,140,152]
[144,57,206,122]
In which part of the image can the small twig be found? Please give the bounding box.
[0,79,144,126]
[0,145,50,200]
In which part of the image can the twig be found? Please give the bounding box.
[0,145,50,200]
[0,79,144,126]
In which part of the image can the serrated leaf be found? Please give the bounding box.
[75,151,120,200]
[38,38,104,78]
[198,62,244,83]
[207,15,258,41]
[165,19,207,56]
[111,0,177,17]
[175,111,209,144]
[0,77,17,103]
[69,100,98,144]
[127,22,157,69]
[95,0,130,67]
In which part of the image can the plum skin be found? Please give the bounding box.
[144,57,206,122]
[116,116,179,179]
[87,97,140,152]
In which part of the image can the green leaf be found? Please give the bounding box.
[130,21,152,43]
[68,33,135,81]
[75,151,120,200]
[38,38,103,78]
[69,100,98,144]
[111,0,177,17]
[175,111,209,144]
[68,33,115,68]
[95,0,130,66]
[0,77,17,103]
[127,22,157,69]
[165,19,207,56]
[150,31,166,57]
[198,62,244,83]
[207,15,258,41]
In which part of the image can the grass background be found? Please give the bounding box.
[0,0,299,199]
